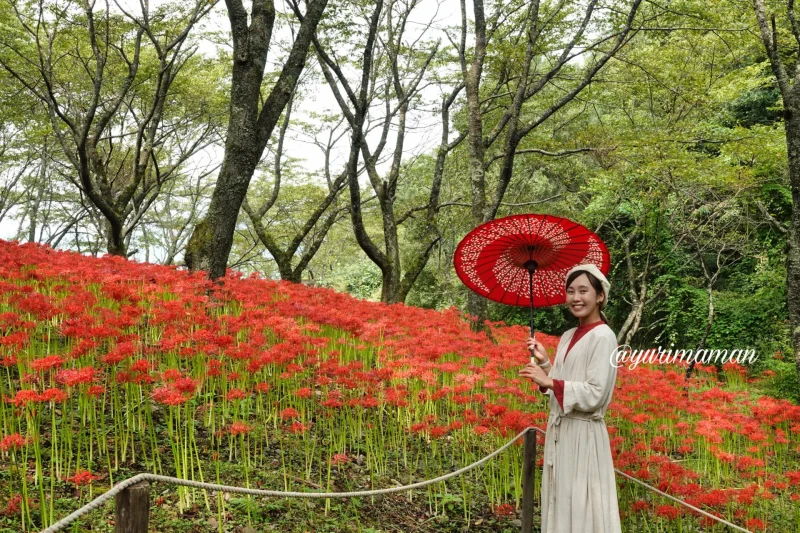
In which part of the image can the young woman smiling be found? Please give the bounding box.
[519,263,622,533]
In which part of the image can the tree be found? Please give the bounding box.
[0,0,217,256]
[138,162,219,265]
[751,0,800,394]
[184,0,329,279]
[312,0,462,303]
[455,0,644,325]
[242,93,349,282]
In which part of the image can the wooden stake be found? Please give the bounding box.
[521,429,537,533]
[115,481,150,533]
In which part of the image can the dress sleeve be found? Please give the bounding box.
[552,379,564,410]
[536,333,567,397]
[561,332,618,415]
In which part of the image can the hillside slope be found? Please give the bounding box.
[0,240,798,532]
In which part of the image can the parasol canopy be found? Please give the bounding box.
[454,213,610,359]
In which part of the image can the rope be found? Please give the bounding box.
[613,468,752,533]
[40,426,533,533]
[39,426,753,533]
[528,428,751,533]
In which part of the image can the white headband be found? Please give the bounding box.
[565,263,610,303]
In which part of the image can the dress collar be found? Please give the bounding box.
[575,319,604,332]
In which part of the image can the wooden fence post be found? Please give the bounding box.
[521,428,537,533]
[115,481,150,533]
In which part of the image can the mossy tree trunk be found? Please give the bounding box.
[185,0,329,279]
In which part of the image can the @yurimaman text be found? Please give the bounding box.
[611,345,757,369]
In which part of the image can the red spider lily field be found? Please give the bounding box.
[0,240,799,533]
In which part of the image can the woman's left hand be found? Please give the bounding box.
[519,363,553,388]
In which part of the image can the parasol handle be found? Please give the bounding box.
[526,263,539,365]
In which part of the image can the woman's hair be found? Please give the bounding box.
[565,270,608,324]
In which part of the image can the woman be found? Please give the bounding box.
[518,263,621,533]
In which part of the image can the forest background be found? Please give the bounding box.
[1,0,798,402]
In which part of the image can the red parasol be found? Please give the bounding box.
[454,213,610,359]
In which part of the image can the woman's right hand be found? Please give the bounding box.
[526,337,548,364]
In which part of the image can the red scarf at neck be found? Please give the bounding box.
[538,319,604,410]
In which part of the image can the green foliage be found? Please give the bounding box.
[761,358,800,404]
[721,86,783,128]
[325,260,382,300]
[406,269,446,309]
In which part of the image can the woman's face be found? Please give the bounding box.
[565,273,604,319]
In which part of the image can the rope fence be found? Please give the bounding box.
[38,426,752,533]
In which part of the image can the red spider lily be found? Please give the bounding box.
[0,331,29,348]
[19,373,38,385]
[69,339,98,358]
[100,341,138,365]
[130,359,150,373]
[226,388,246,401]
[632,500,648,512]
[228,422,253,436]
[0,311,25,329]
[152,387,191,406]
[39,388,68,403]
[7,389,41,407]
[430,426,449,439]
[493,503,515,517]
[1,239,799,530]
[208,359,224,377]
[655,505,681,520]
[87,385,105,397]
[172,377,198,394]
[448,420,463,431]
[288,421,310,434]
[331,453,350,466]
[11,292,56,320]
[30,355,65,372]
[162,369,182,381]
[56,367,96,387]
[280,407,300,419]
[485,404,506,417]
[0,433,27,451]
[321,397,342,409]
[359,396,379,408]
[294,387,312,399]
[1,495,22,516]
[65,470,101,486]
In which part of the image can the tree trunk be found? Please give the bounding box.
[185,153,258,276]
[462,0,488,328]
[685,283,715,380]
[785,109,800,396]
[28,145,48,243]
[185,0,329,279]
[104,219,128,257]
[619,300,643,345]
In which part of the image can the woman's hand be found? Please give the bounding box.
[526,337,549,364]
[519,363,554,389]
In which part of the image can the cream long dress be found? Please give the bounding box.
[540,323,622,533]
